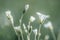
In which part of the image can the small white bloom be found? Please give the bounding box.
[23,23,28,33]
[25,4,29,11]
[45,35,49,40]
[33,29,38,35]
[36,12,49,23]
[30,16,35,22]
[44,21,53,30]
[14,26,21,35]
[5,10,11,16]
[5,10,14,25]
[14,26,20,31]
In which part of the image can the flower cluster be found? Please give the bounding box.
[5,4,56,40]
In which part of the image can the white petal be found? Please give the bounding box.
[33,29,38,35]
[25,4,29,11]
[14,26,20,31]
[5,10,11,16]
[5,10,14,24]
[36,12,50,23]
[30,16,35,22]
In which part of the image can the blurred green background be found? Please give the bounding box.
[0,0,60,40]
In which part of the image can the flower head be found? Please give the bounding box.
[30,16,35,22]
[5,10,11,16]
[14,26,21,35]
[14,26,20,31]
[36,12,49,23]
[33,29,38,35]
[25,4,29,12]
[44,21,53,30]
[5,10,14,25]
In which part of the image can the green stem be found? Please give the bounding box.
[51,30,56,40]
[27,34,30,40]
[35,35,36,40]
[19,15,24,40]
[27,21,31,40]
[21,32,24,40]
[38,24,41,40]
[18,35,20,40]
[11,21,21,40]
[20,14,24,26]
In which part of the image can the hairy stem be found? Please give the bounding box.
[35,35,36,40]
[51,30,56,40]
[38,24,41,40]
[27,34,30,40]
[19,14,24,40]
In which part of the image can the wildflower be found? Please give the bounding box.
[14,26,20,31]
[30,16,35,22]
[23,23,28,33]
[25,4,29,12]
[44,35,49,40]
[44,21,53,30]
[14,26,21,35]
[5,10,14,25]
[5,10,11,16]
[33,29,38,35]
[36,12,49,24]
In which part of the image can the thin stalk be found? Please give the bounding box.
[18,35,20,40]
[21,32,24,40]
[10,21,21,40]
[19,12,26,40]
[35,35,36,40]
[19,14,24,40]
[27,34,30,40]
[51,30,56,40]
[27,21,31,40]
[38,24,41,40]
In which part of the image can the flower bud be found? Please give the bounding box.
[30,16,35,22]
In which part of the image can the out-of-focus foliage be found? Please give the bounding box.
[0,0,60,40]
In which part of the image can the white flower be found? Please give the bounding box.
[14,26,21,35]
[36,12,49,23]
[45,35,49,40]
[14,26,20,31]
[33,29,38,35]
[5,10,11,16]
[30,16,35,22]
[5,10,14,25]
[25,4,29,11]
[23,23,28,33]
[44,21,53,30]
